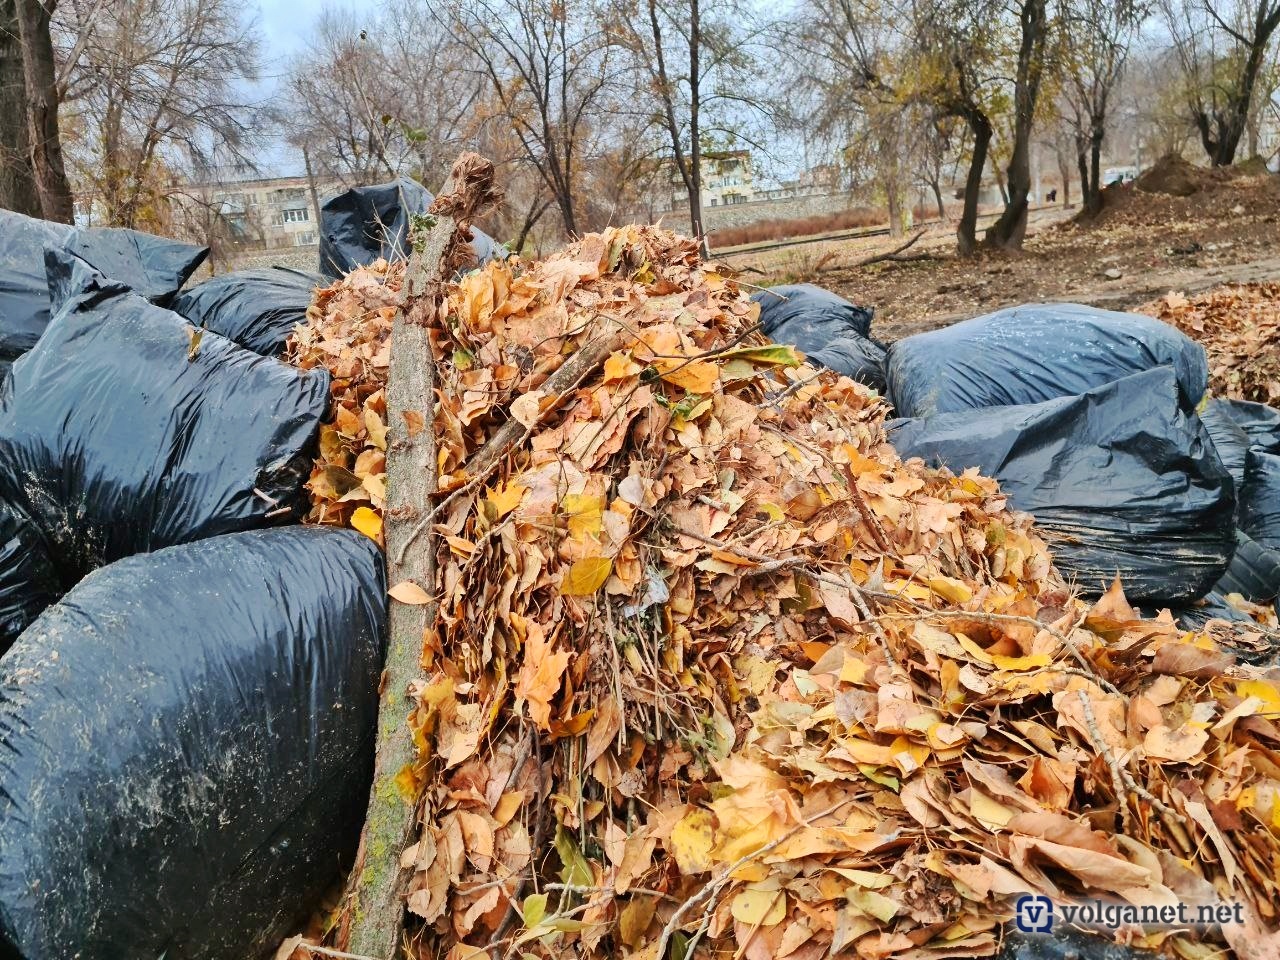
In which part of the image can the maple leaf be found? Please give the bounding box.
[514,622,569,729]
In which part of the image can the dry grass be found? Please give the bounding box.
[708,207,884,248]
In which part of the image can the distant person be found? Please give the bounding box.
[1047,188,1057,203]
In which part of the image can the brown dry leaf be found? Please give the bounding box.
[389,580,431,605]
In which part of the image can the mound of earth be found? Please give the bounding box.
[1136,154,1212,196]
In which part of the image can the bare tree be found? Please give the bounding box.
[1061,0,1148,213]
[54,0,262,227]
[613,0,772,256]
[0,0,41,215]
[788,0,1001,253]
[984,0,1050,249]
[440,0,614,237]
[279,3,487,191]
[1162,0,1280,165]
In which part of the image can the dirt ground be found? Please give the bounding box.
[722,159,1280,342]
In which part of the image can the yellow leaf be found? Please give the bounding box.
[670,808,715,875]
[1236,679,1280,714]
[350,506,383,542]
[485,480,527,519]
[364,407,387,450]
[715,343,803,367]
[389,581,431,605]
[847,887,900,922]
[563,556,612,596]
[731,882,786,927]
[521,893,548,929]
[925,576,972,604]
[493,790,525,827]
[562,493,604,538]
[990,652,1052,671]
[656,358,720,393]
[603,351,643,382]
[515,622,570,728]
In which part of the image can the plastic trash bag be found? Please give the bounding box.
[1213,398,1280,454]
[752,284,873,339]
[318,177,505,279]
[0,527,386,960]
[1240,449,1280,552]
[884,303,1208,418]
[1169,590,1258,630]
[171,266,325,356]
[0,251,330,648]
[0,209,207,360]
[890,367,1235,603]
[1215,530,1280,602]
[751,284,885,389]
[1198,399,1250,494]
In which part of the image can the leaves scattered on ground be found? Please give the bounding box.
[287,225,1280,960]
[1140,283,1280,403]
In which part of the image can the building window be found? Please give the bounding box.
[294,231,316,246]
[281,207,310,224]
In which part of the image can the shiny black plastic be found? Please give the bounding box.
[884,303,1208,418]
[0,527,387,960]
[890,368,1235,603]
[1240,449,1280,551]
[1213,397,1280,454]
[0,209,207,360]
[171,266,325,356]
[318,177,505,279]
[752,284,885,389]
[0,252,330,647]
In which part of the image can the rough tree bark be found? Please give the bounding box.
[985,0,1048,249]
[15,0,74,223]
[956,109,993,256]
[0,0,40,216]
[344,154,492,960]
[343,152,619,958]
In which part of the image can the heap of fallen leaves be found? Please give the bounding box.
[286,226,1280,960]
[1140,283,1280,404]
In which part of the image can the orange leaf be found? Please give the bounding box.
[515,622,570,729]
[389,581,431,605]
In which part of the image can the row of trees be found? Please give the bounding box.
[0,0,1278,254]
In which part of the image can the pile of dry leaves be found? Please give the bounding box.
[287,226,1280,960]
[1140,284,1280,403]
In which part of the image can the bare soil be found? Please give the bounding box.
[722,165,1280,342]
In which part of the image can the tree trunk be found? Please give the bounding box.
[985,0,1046,249]
[931,178,946,219]
[15,0,74,223]
[688,0,708,258]
[1076,133,1093,213]
[1088,128,1103,211]
[343,173,464,960]
[957,111,992,256]
[303,144,323,226]
[0,0,40,217]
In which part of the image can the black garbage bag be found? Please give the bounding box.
[171,266,324,356]
[0,527,386,960]
[884,303,1208,418]
[1214,397,1280,454]
[1240,449,1280,551]
[1168,589,1258,630]
[0,251,330,647]
[0,501,59,644]
[999,926,1157,960]
[751,284,886,389]
[752,284,874,339]
[890,367,1235,603]
[318,177,505,279]
[1215,530,1280,602]
[0,209,207,360]
[1198,399,1250,494]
